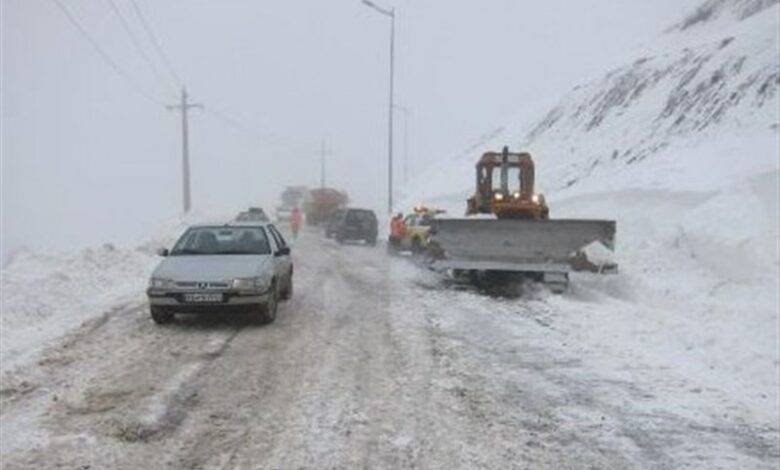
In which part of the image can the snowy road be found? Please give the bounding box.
[1,229,777,469]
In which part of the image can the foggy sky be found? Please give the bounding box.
[1,0,698,257]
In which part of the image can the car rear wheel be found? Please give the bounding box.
[150,307,174,324]
[258,282,278,324]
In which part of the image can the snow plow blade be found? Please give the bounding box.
[428,218,617,275]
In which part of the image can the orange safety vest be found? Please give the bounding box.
[390,217,405,238]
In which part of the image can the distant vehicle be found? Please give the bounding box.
[303,188,349,226]
[275,186,308,222]
[332,208,377,245]
[235,207,270,222]
[324,208,347,238]
[401,206,445,254]
[147,221,293,325]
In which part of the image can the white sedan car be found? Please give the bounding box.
[147,222,293,325]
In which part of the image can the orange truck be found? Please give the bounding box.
[303,188,349,226]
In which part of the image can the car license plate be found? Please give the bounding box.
[183,293,223,303]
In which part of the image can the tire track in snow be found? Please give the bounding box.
[0,303,247,468]
[110,329,241,443]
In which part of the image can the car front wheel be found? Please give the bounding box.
[280,274,293,301]
[258,282,278,324]
[150,307,174,324]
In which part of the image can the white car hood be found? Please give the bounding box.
[152,255,272,282]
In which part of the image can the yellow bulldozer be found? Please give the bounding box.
[427,146,617,292]
[466,147,550,220]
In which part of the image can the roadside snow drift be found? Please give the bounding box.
[0,215,204,374]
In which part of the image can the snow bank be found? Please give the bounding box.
[0,245,157,373]
[0,211,223,374]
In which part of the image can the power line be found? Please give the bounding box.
[50,0,165,106]
[129,0,182,87]
[106,0,177,95]
[203,105,317,156]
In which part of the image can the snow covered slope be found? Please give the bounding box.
[526,0,777,197]
[405,0,777,207]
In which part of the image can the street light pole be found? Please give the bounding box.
[362,0,395,214]
[393,104,409,184]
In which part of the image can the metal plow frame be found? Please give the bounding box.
[428,217,617,289]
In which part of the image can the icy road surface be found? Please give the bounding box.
[1,230,777,469]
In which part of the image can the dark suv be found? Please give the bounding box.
[334,208,378,245]
[325,209,347,238]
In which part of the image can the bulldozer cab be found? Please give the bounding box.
[468,146,549,220]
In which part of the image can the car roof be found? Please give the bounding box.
[227,220,276,228]
[188,221,276,229]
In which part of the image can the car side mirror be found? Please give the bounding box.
[275,246,291,257]
[157,248,169,257]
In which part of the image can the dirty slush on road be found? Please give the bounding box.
[1,231,776,469]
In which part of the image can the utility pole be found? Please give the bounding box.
[362,0,395,214]
[320,140,327,188]
[167,87,203,213]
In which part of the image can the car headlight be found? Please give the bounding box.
[231,277,267,290]
[512,192,521,199]
[149,278,174,289]
[494,192,505,201]
[532,193,541,204]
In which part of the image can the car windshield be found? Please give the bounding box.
[170,226,271,255]
[346,210,373,224]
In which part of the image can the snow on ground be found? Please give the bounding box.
[3,231,775,469]
[0,211,220,374]
[0,245,156,373]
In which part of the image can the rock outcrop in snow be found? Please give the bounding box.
[524,0,777,193]
[672,0,778,31]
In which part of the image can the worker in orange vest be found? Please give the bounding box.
[290,206,303,239]
[388,213,406,251]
